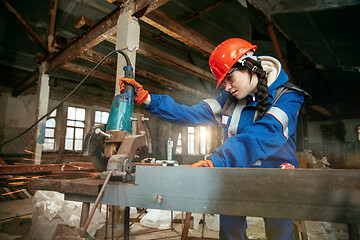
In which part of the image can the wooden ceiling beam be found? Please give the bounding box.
[137,42,216,84]
[181,0,229,24]
[46,0,59,53]
[140,9,216,56]
[104,35,216,84]
[60,62,115,83]
[13,0,169,96]
[76,49,213,98]
[135,67,213,99]
[1,0,47,52]
[58,61,201,104]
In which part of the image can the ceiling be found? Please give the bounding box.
[0,0,359,121]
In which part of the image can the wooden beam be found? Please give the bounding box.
[76,49,214,98]
[140,27,207,60]
[60,62,115,83]
[246,2,292,80]
[79,49,117,70]
[140,9,216,55]
[267,24,292,80]
[61,55,213,100]
[0,162,95,175]
[1,0,47,52]
[137,42,216,84]
[75,16,97,31]
[136,67,213,99]
[132,0,171,18]
[104,35,216,84]
[72,16,213,85]
[46,0,59,53]
[181,0,229,24]
[13,0,169,96]
[142,83,202,105]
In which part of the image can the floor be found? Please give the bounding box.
[0,197,358,239]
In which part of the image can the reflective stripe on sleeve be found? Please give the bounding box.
[202,99,222,125]
[266,106,289,139]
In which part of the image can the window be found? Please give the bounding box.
[188,127,195,154]
[65,107,85,151]
[175,133,182,154]
[94,110,109,125]
[200,126,207,155]
[43,109,57,150]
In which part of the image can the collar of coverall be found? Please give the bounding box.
[258,56,281,87]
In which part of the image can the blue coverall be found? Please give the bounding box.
[144,57,310,239]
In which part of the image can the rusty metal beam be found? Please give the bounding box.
[1,0,48,52]
[140,9,216,56]
[30,166,360,224]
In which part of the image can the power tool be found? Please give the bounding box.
[83,50,148,182]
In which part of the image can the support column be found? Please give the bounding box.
[115,10,140,95]
[34,62,50,164]
[112,10,140,230]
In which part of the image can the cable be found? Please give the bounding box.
[0,212,33,222]
[0,49,131,147]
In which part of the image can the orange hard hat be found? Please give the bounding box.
[209,38,257,88]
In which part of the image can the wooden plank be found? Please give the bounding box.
[0,163,95,175]
[14,0,169,96]
[29,178,105,196]
[140,9,216,55]
[1,0,47,52]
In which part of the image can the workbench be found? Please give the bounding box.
[30,166,360,239]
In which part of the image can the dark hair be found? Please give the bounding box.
[237,58,268,121]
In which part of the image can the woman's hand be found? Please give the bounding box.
[190,160,214,168]
[119,78,150,105]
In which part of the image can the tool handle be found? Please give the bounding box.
[123,65,134,92]
[123,65,134,79]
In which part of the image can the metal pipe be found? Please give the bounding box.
[95,128,112,139]
[80,170,113,238]
[105,205,108,239]
[80,202,90,229]
[111,205,114,240]
[124,206,130,240]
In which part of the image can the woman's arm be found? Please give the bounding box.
[144,92,227,126]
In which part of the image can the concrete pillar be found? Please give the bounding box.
[113,10,140,225]
[34,62,50,164]
[114,10,140,95]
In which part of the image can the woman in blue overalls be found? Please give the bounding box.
[120,38,310,240]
